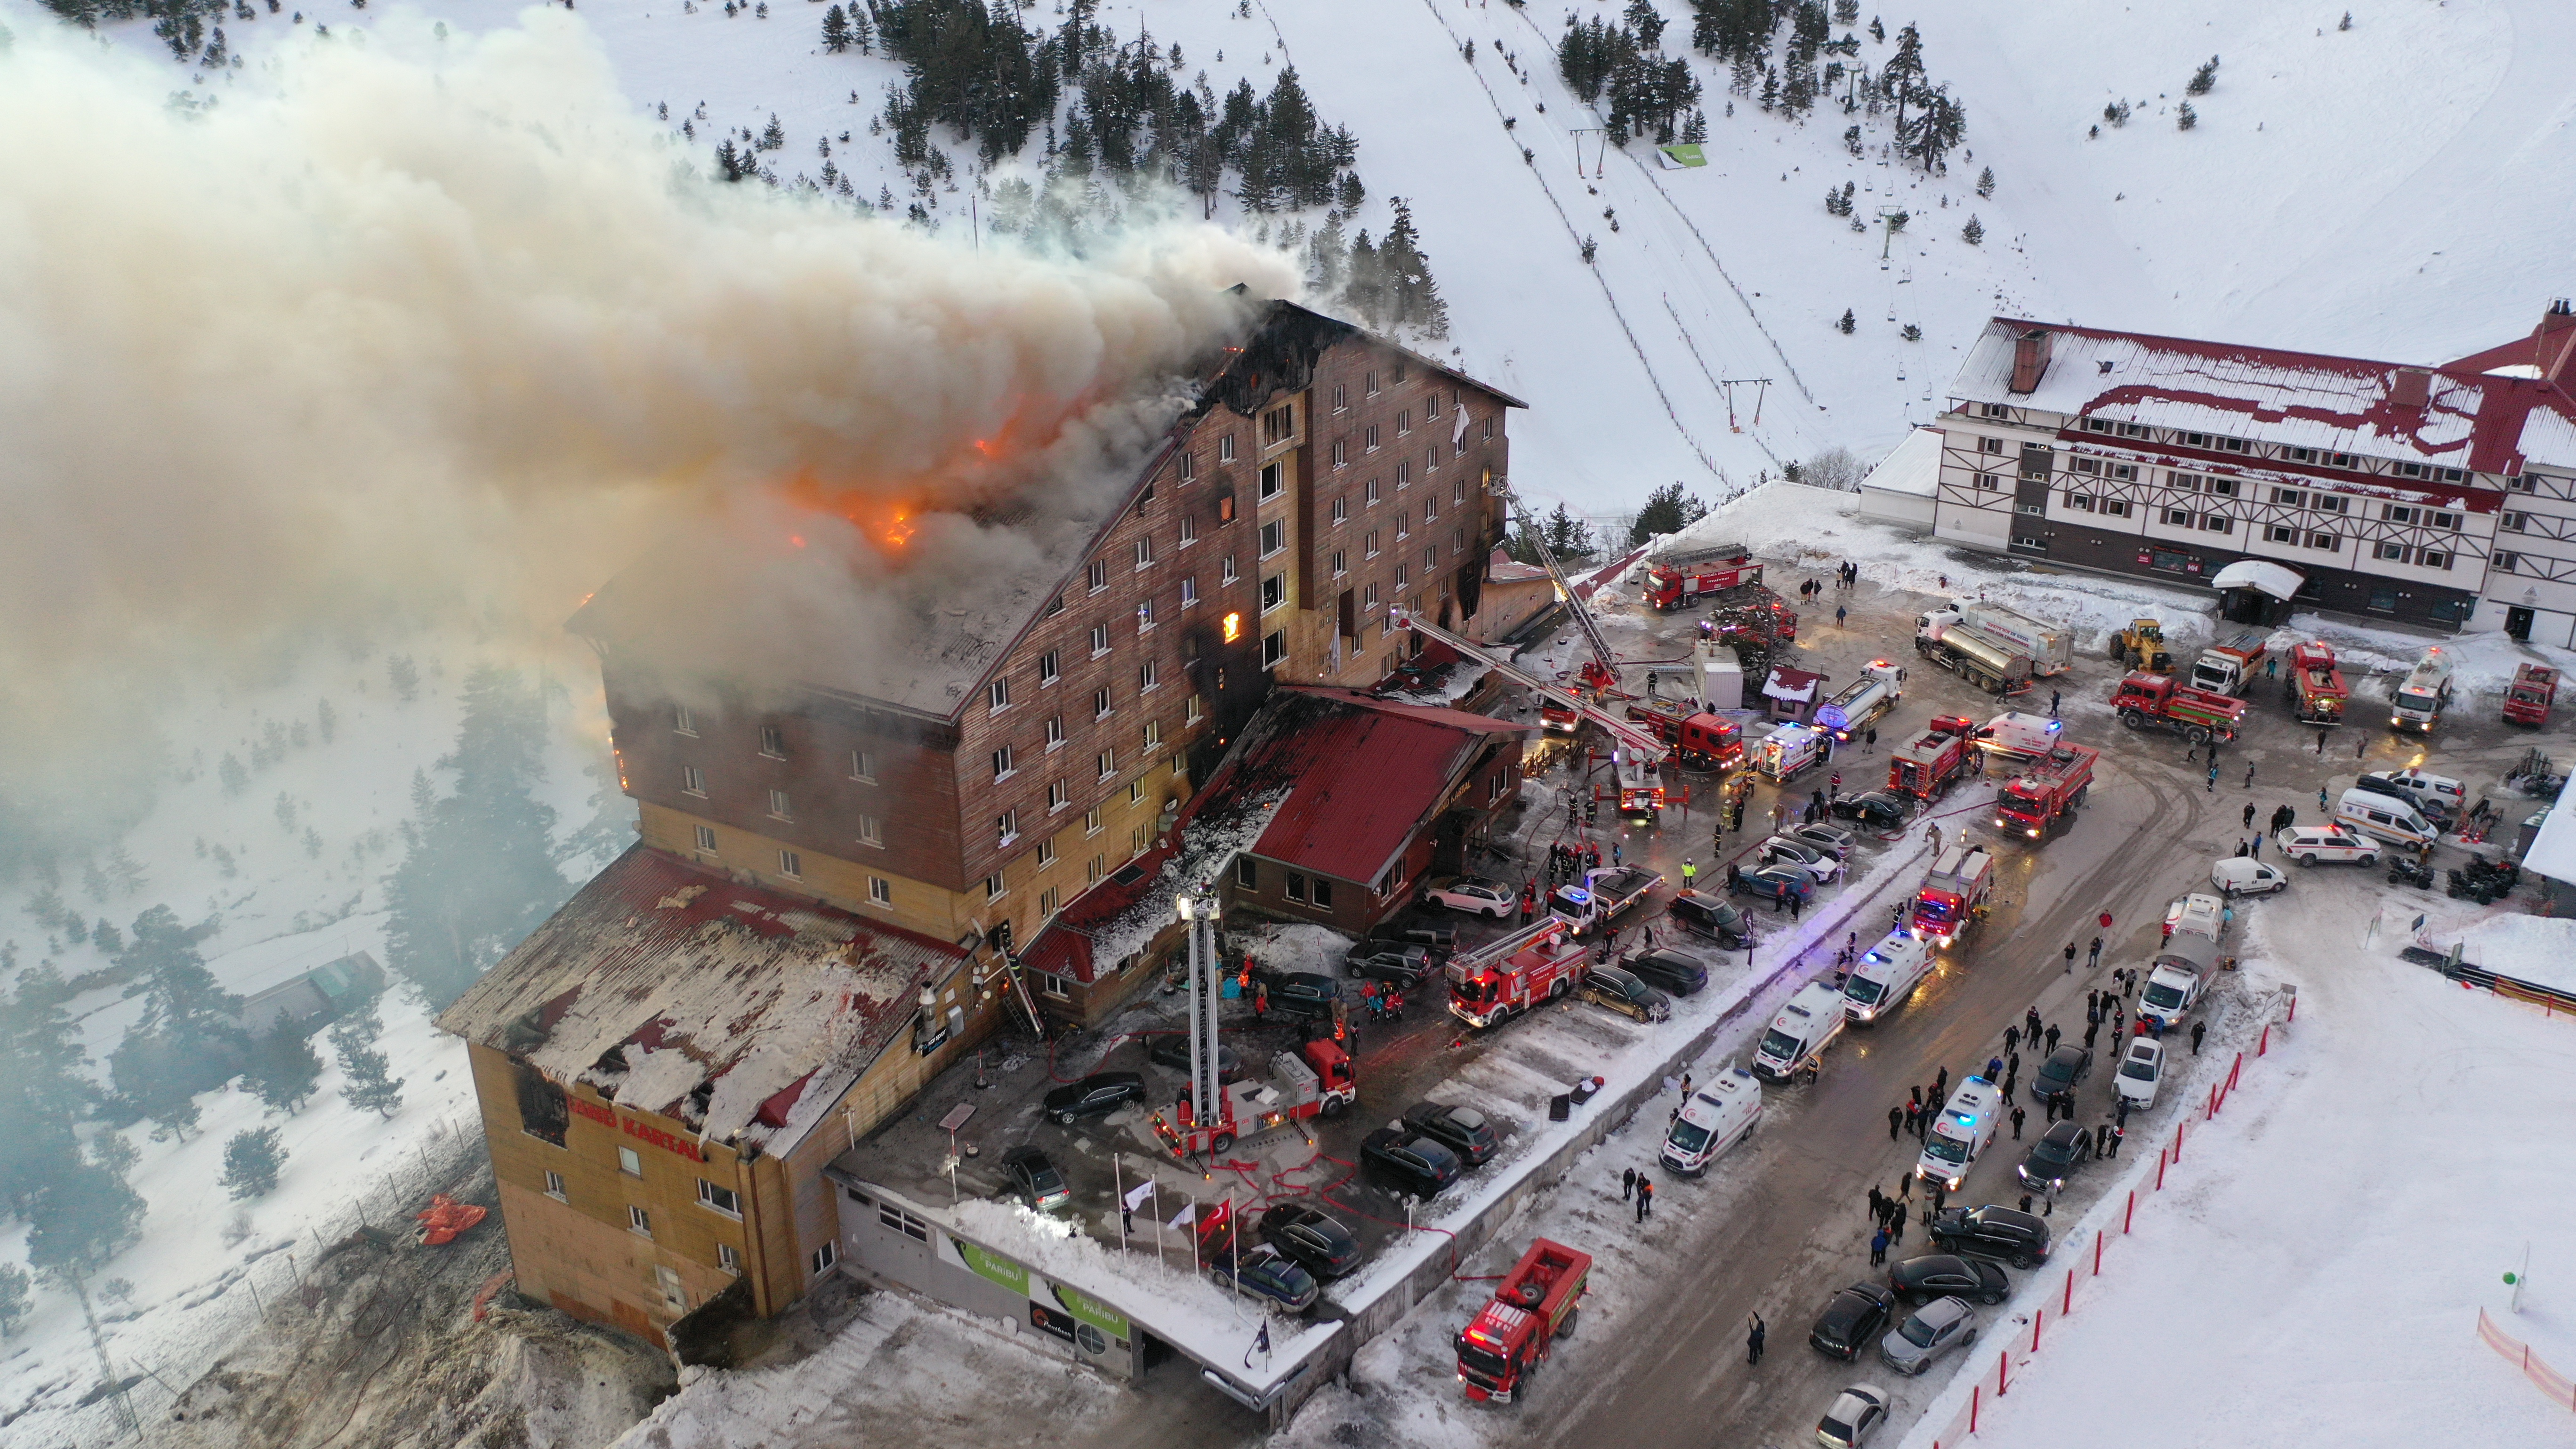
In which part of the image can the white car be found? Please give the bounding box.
[2209,857,2286,898]
[2113,1038,2164,1111]
[1757,836,1845,883]
[1815,1383,1891,1448]
[2276,825,2381,867]
[1419,876,1516,918]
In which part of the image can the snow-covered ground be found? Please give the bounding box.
[1893,874,2576,1449]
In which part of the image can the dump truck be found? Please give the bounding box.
[1549,866,1664,936]
[2286,641,2349,725]
[1908,845,1996,948]
[1914,613,2036,696]
[1153,1039,1358,1157]
[2109,618,2172,674]
[1455,1238,1592,1402]
[2191,629,2270,695]
[1886,725,1975,801]
[1995,743,2098,839]
[1641,544,1766,611]
[1624,699,1746,771]
[2505,662,2560,727]
[2111,672,2247,743]
[1814,660,1907,743]
[1952,600,2073,676]
[1446,918,1590,1029]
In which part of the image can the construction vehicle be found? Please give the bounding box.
[1550,866,1665,935]
[1755,721,1833,782]
[1814,660,1907,743]
[2505,662,2560,727]
[1914,612,2036,696]
[2286,641,2349,725]
[1886,725,1975,801]
[1624,699,1746,771]
[1445,918,1590,1030]
[2190,629,2270,695]
[2110,672,2247,743]
[1945,600,2073,676]
[2390,647,2455,733]
[1152,1040,1358,1158]
[2108,618,2172,674]
[1908,846,1996,948]
[1995,743,2098,839]
[1455,1238,1592,1402]
[1640,543,1767,611]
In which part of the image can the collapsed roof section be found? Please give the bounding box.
[436,844,966,1156]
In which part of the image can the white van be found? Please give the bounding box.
[2334,788,2439,850]
[1660,1067,1763,1176]
[1978,711,2064,759]
[1842,934,1935,1023]
[1750,982,1848,1083]
[2209,857,2286,898]
[2162,892,2225,947]
[1916,1076,2001,1191]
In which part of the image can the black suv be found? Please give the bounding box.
[2016,1120,2093,1194]
[1830,790,1911,829]
[1668,889,1755,948]
[1143,1034,1242,1081]
[1000,1146,1070,1212]
[1259,972,1342,1021]
[1401,1102,1503,1167]
[1622,948,1709,996]
[1260,1203,1362,1279]
[1041,1071,1145,1126]
[1360,1127,1463,1198]
[2031,1045,2093,1109]
[1888,1253,2009,1306]
[1927,1206,2052,1269]
[1808,1280,1898,1360]
[1344,943,1438,988]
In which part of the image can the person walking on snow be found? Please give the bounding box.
[2243,802,2257,830]
[1622,1167,1636,1200]
[1888,1104,1904,1140]
[1889,1201,1908,1243]
[2010,1104,2027,1140]
[1868,1185,1887,1222]
[2045,1023,2062,1054]
[2063,940,2078,973]
[2191,1020,2208,1055]
[1636,1176,1654,1222]
[2244,762,2256,789]
[2088,936,2103,967]
[1747,1313,1767,1365]
[1870,1228,1890,1266]
[2050,688,2060,718]
[2206,762,2220,792]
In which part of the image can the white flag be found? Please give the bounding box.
[1167,1202,1195,1230]
[1123,1179,1158,1212]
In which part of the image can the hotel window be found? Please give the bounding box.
[1038,650,1062,685]
[1037,837,1057,868]
[628,1205,652,1238]
[2313,496,2349,514]
[1427,443,1443,470]
[1332,438,1347,468]
[1260,463,1283,500]
[2270,487,2306,507]
[1973,473,2002,491]
[1397,410,1412,436]
[2101,499,2132,518]
[2280,445,2315,463]
[1982,403,2010,420]
[2309,533,2338,551]
[1221,553,1240,584]
[1423,544,1438,568]
[1139,660,1160,692]
[1048,780,1070,812]
[1423,491,1438,522]
[1186,693,1205,723]
[811,1242,837,1276]
[1087,855,1105,883]
[1039,885,1060,914]
[1331,549,1348,577]
[1330,497,1349,524]
[1143,718,1163,752]
[1084,807,1102,837]
[1363,582,1380,608]
[1261,519,1286,556]
[719,1244,741,1275]
[1261,402,1295,446]
[1178,515,1198,547]
[2496,551,2520,573]
[1365,370,1379,396]
[2383,504,2418,523]
[693,824,718,853]
[2165,507,2196,527]
[2265,524,2297,543]
[1093,686,1113,719]
[767,788,793,820]
[2430,510,2461,530]
[1180,576,1199,607]
[1483,415,1495,440]
[1263,630,1287,668]
[1262,574,1286,612]
[758,724,786,757]
[1425,391,1442,419]
[1978,436,2006,454]
[2203,515,2232,533]
[990,746,1014,781]
[545,1171,567,1200]
[985,872,1007,900]
[1218,435,1237,463]
[1365,425,1381,452]
[1178,450,1195,482]
[2421,548,2451,570]
[1137,598,1156,630]
[1045,714,1065,749]
[1096,749,1116,780]
[698,1180,742,1218]
[1332,383,1348,411]
[778,849,802,879]
[1396,461,1411,491]
[1135,537,1155,569]
[1090,623,1111,655]
[673,704,696,735]
[1286,872,1307,903]
[2374,541,2405,561]
[996,809,1018,846]
[857,814,884,847]
[2396,462,2427,479]
[2503,512,2530,532]
[1365,530,1381,559]
[868,876,891,905]
[2064,493,2095,512]
[619,1147,643,1176]
[682,765,706,797]
[1087,559,1110,592]
[1364,477,1382,506]
[987,678,1010,712]
[1313,878,1334,907]
[1397,510,1411,540]
[1236,856,1258,889]
[1395,563,1411,588]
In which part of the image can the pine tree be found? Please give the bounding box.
[2176,101,2197,131]
[0,1264,28,1337]
[220,1127,284,1199]
[821,2,850,51]
[1376,198,1448,338]
[1901,322,1922,341]
[760,113,785,150]
[1628,483,1709,544]
[338,1036,405,1119]
[242,1026,324,1114]
[1838,307,1857,334]
[2186,55,2218,96]
[1975,165,1994,198]
[1960,215,1983,244]
[2338,11,2351,30]
[387,654,419,701]
[716,137,746,180]
[1510,503,1600,565]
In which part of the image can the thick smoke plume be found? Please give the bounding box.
[0,11,1295,857]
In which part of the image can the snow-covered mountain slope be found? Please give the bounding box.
[8,0,2566,524]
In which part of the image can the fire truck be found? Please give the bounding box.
[1151,1039,1357,1157]
[1446,918,1590,1030]
[2505,662,2560,727]
[1813,660,1906,743]
[1908,845,1996,948]
[2284,641,2349,725]
[1624,699,1746,771]
[2110,672,2247,743]
[1456,1238,1592,1402]
[1886,724,1975,800]
[1641,543,1766,611]
[1995,743,2098,838]
[1550,866,1663,935]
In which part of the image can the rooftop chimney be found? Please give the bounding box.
[2391,367,2431,410]
[2539,298,2576,384]
[2009,328,2052,394]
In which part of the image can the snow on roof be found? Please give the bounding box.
[2519,773,2576,888]
[1860,426,1944,498]
[1486,546,1551,584]
[2209,559,2306,601]
[1951,317,2576,476]
[436,845,965,1154]
[1763,667,1825,702]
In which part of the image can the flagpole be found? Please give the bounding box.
[1114,1154,1127,1252]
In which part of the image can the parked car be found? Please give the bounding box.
[1344,943,1437,988]
[2016,1120,2093,1195]
[1887,1253,2009,1307]
[1260,1204,1362,1279]
[1814,1384,1891,1449]
[1622,947,1709,996]
[1669,889,1755,947]
[1419,876,1518,919]
[1808,1281,1899,1360]
[1360,1127,1463,1198]
[2031,1045,2092,1110]
[2210,857,2287,897]
[2113,1038,2165,1111]
[1580,964,1672,1022]
[1401,1101,1504,1167]
[1879,1296,1979,1377]
[1830,790,1911,829]
[1000,1146,1071,1212]
[1732,864,1818,906]
[2277,825,2381,867]
[1258,972,1342,1020]
[1757,836,1846,882]
[1143,1034,1242,1081]
[1926,1206,2052,1268]
[1207,1243,1319,1313]
[1789,821,1859,860]
[1042,1071,1145,1126]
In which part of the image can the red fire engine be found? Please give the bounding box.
[1624,699,1746,771]
[1908,845,1996,948]
[1151,1038,1355,1157]
[2286,641,2349,726]
[1445,918,1588,1030]
[1456,1239,1592,1402]
[1886,725,1975,801]
[1641,544,1766,611]
[2505,662,2559,727]
[1995,743,2098,838]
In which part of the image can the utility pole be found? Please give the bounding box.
[1718,378,1774,433]
[1877,206,1907,264]
[1568,128,1607,178]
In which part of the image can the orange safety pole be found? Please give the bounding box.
[2174,1119,2185,1163]
[2093,1229,2104,1276]
[2062,1267,2073,1314]
[2258,1023,2270,1056]
[1970,1384,1980,1433]
[2156,1146,2167,1190]
[2228,1051,2242,1091]
[2032,1305,2044,1352]
[1997,1346,2010,1395]
[2125,1188,2136,1233]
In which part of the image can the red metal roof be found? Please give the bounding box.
[1225,687,1525,886]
